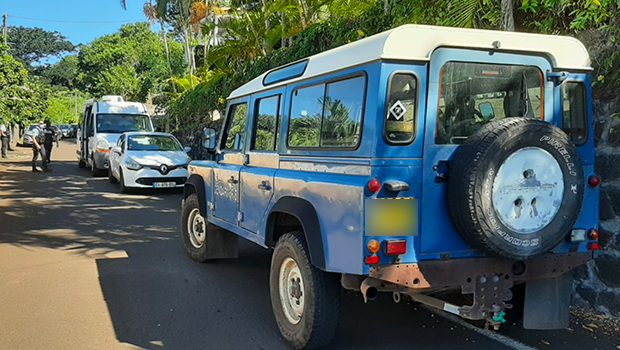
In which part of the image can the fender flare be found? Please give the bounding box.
[266,197,326,270]
[184,174,207,217]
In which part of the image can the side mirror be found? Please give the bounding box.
[183,146,191,154]
[203,128,217,150]
[111,146,122,154]
[479,102,495,121]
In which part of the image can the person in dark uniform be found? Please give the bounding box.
[32,120,51,173]
[43,120,57,164]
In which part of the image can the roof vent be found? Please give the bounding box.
[101,95,124,102]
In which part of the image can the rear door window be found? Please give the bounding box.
[253,95,280,151]
[436,62,543,144]
[561,82,587,145]
[223,103,248,150]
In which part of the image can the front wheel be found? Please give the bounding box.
[108,167,118,183]
[181,194,209,262]
[270,232,340,350]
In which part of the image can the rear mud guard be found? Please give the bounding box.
[205,223,239,259]
[523,273,572,330]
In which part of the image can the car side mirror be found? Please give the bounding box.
[111,146,122,154]
[204,128,217,151]
[183,146,192,154]
[479,102,495,121]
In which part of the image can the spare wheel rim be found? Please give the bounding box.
[278,257,304,325]
[492,147,564,234]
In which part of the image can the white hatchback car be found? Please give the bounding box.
[108,132,190,193]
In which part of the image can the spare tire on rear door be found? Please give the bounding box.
[447,118,584,260]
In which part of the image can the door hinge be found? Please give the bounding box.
[237,211,244,222]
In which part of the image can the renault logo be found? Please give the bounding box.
[160,164,168,173]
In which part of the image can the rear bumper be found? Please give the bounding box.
[368,252,592,291]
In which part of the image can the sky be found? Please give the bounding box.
[1,0,150,46]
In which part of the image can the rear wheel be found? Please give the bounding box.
[181,194,209,262]
[270,232,340,350]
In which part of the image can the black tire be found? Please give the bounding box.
[78,159,86,168]
[181,194,209,262]
[270,232,340,350]
[447,118,584,260]
[108,168,118,183]
[119,169,130,194]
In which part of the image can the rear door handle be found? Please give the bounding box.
[257,181,271,191]
[227,176,238,184]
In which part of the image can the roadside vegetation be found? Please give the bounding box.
[2,0,620,129]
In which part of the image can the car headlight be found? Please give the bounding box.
[96,139,110,152]
[125,157,143,170]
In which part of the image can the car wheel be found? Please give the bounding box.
[78,159,86,168]
[270,232,340,350]
[181,194,209,262]
[108,167,118,183]
[119,169,130,194]
[447,118,584,260]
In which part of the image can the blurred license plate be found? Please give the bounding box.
[153,182,176,188]
[365,198,418,236]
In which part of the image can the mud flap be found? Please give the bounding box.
[205,223,239,259]
[523,273,571,329]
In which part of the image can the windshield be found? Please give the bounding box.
[436,62,543,144]
[28,125,38,131]
[127,135,181,151]
[61,125,70,130]
[95,114,152,133]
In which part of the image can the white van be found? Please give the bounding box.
[77,95,154,176]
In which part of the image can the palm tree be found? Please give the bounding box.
[447,0,515,31]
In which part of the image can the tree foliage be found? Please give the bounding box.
[6,26,75,68]
[76,22,185,102]
[0,43,47,123]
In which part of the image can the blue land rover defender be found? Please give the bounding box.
[180,24,600,349]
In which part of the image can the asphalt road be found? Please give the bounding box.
[1,141,619,350]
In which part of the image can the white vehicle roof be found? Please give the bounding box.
[230,24,591,99]
[83,98,149,115]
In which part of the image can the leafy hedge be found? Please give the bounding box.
[168,1,396,131]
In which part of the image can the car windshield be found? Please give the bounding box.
[127,135,181,151]
[28,125,38,131]
[61,125,70,130]
[95,114,152,133]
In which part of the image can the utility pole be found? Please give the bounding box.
[2,13,7,45]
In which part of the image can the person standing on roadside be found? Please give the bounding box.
[32,120,51,173]
[0,118,8,158]
[43,120,57,164]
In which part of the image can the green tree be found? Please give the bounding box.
[76,22,184,101]
[44,90,88,124]
[35,55,79,90]
[6,26,75,68]
[0,43,47,123]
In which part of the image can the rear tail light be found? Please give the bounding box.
[385,240,407,255]
[365,255,379,264]
[588,175,601,188]
[588,229,599,240]
[587,242,599,251]
[367,240,380,253]
[367,178,381,193]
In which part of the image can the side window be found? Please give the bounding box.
[288,75,366,148]
[288,84,324,147]
[321,76,365,147]
[224,103,248,150]
[561,82,587,145]
[253,95,280,151]
[385,72,417,143]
